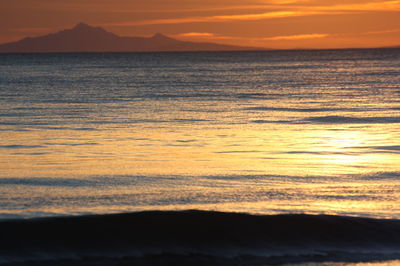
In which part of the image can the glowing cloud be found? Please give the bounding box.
[264,33,330,41]
[177,32,217,37]
[362,29,400,35]
[105,0,399,27]
[107,10,334,27]
[321,0,400,12]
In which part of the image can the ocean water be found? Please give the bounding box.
[1,49,400,265]
[0,49,400,220]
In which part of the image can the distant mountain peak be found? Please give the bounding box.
[72,22,96,30]
[0,23,264,53]
[74,22,90,28]
[70,23,108,34]
[151,33,172,40]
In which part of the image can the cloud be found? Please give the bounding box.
[106,10,335,27]
[173,31,332,44]
[322,0,400,12]
[173,32,242,41]
[108,5,281,14]
[265,0,312,4]
[362,29,400,35]
[177,32,217,37]
[174,28,398,43]
[263,33,330,40]
[104,0,399,27]
[213,10,306,20]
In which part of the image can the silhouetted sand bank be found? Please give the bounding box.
[1,210,400,265]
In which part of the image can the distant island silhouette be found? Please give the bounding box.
[0,23,263,53]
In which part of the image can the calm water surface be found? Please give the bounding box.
[0,49,399,219]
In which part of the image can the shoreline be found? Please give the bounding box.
[1,210,400,265]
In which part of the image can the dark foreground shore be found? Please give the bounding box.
[1,210,400,266]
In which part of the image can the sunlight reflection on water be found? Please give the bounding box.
[0,49,399,218]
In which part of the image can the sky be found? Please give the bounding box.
[1,0,399,49]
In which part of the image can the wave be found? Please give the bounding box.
[0,145,44,149]
[252,116,400,125]
[243,107,371,112]
[1,210,400,265]
[0,177,100,187]
[305,115,400,124]
[357,171,400,180]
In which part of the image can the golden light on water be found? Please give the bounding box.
[298,129,384,175]
[1,122,399,178]
[1,115,400,219]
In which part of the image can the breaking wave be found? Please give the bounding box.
[1,210,400,265]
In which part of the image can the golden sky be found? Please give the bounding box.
[1,0,399,49]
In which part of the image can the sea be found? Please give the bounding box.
[0,49,399,265]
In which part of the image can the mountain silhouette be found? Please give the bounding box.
[0,23,262,53]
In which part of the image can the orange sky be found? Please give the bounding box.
[1,0,399,49]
